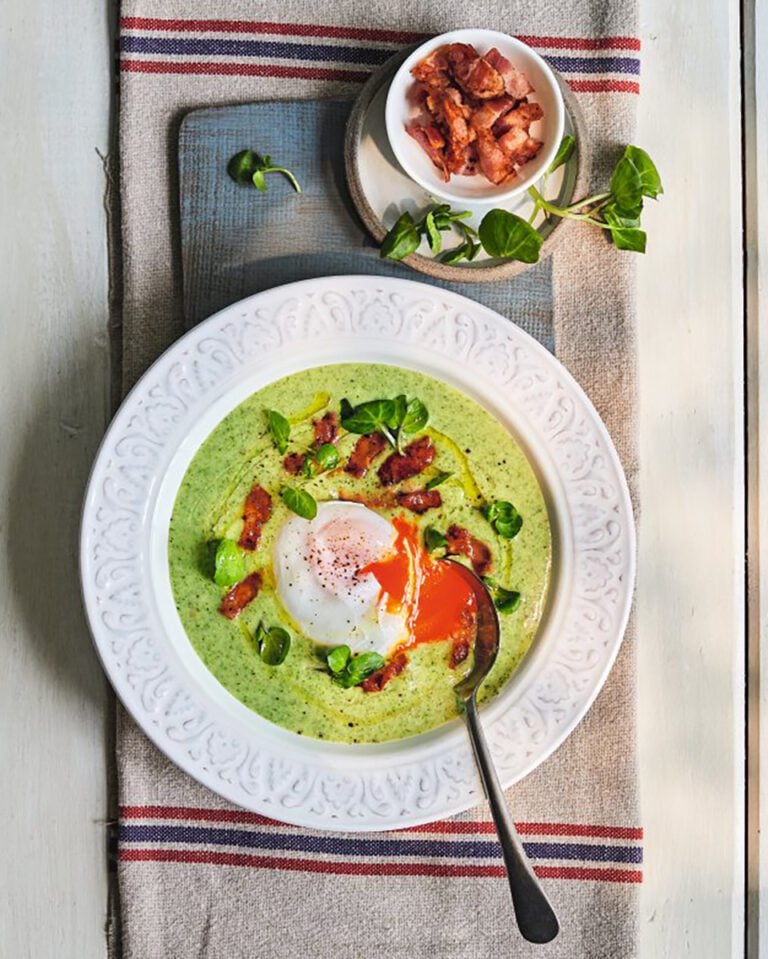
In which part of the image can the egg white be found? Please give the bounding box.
[273,501,409,655]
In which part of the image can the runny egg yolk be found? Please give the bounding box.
[360,517,477,648]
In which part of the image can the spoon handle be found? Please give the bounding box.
[464,696,560,944]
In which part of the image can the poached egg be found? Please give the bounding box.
[273,500,476,657]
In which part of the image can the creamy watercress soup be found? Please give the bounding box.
[169,364,550,744]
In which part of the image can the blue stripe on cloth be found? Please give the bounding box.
[119,825,643,864]
[543,54,640,75]
[119,35,393,64]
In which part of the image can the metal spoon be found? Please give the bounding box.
[448,560,560,944]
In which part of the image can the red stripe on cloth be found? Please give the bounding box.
[517,34,640,50]
[119,805,642,840]
[118,847,642,882]
[118,18,641,53]
[567,78,640,94]
[119,17,426,43]
[119,60,369,82]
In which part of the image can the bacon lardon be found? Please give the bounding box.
[395,488,442,514]
[218,572,262,619]
[361,651,409,693]
[345,432,388,478]
[378,435,436,487]
[445,524,492,576]
[238,484,272,551]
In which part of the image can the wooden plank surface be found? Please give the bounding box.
[635,0,746,956]
[0,0,113,956]
[0,3,749,957]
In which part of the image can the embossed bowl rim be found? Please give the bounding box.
[80,275,635,831]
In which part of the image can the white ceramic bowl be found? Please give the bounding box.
[385,29,565,206]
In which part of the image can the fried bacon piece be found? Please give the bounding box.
[362,651,409,693]
[484,47,534,99]
[406,123,448,179]
[476,129,515,186]
[238,484,272,551]
[449,608,476,668]
[378,435,436,487]
[313,411,339,447]
[218,572,262,620]
[395,488,442,514]
[445,524,492,576]
[283,452,306,475]
[444,43,505,99]
[407,42,543,185]
[411,46,450,91]
[345,432,388,478]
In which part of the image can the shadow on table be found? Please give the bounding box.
[6,332,111,709]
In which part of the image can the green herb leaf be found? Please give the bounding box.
[346,651,385,683]
[260,626,291,665]
[547,135,575,174]
[425,526,447,552]
[424,211,442,253]
[380,211,421,261]
[213,539,246,587]
[281,486,318,520]
[609,155,644,218]
[314,443,339,471]
[426,471,452,489]
[479,209,543,263]
[401,398,429,436]
[440,242,471,265]
[252,169,267,192]
[482,500,523,539]
[227,149,257,184]
[340,398,396,436]
[493,587,521,613]
[622,145,663,199]
[266,409,291,454]
[603,203,647,253]
[387,394,408,430]
[326,645,351,675]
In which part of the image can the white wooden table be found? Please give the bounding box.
[0,1,756,956]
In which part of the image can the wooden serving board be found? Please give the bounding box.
[178,100,554,349]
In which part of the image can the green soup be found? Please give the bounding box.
[169,364,551,743]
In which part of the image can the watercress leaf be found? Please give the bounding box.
[441,243,470,265]
[623,145,663,199]
[386,394,407,430]
[609,155,643,218]
[227,149,257,184]
[547,134,575,174]
[603,204,647,253]
[433,212,452,230]
[281,486,318,520]
[401,397,428,435]
[425,211,442,253]
[425,526,447,552]
[467,239,481,261]
[326,645,351,675]
[346,651,386,682]
[266,408,291,453]
[448,209,472,221]
[380,211,420,261]
[426,471,452,490]
[479,209,543,263]
[252,169,267,192]
[260,626,291,665]
[340,398,396,435]
[314,443,339,471]
[494,587,521,613]
[213,539,246,587]
[483,500,523,539]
